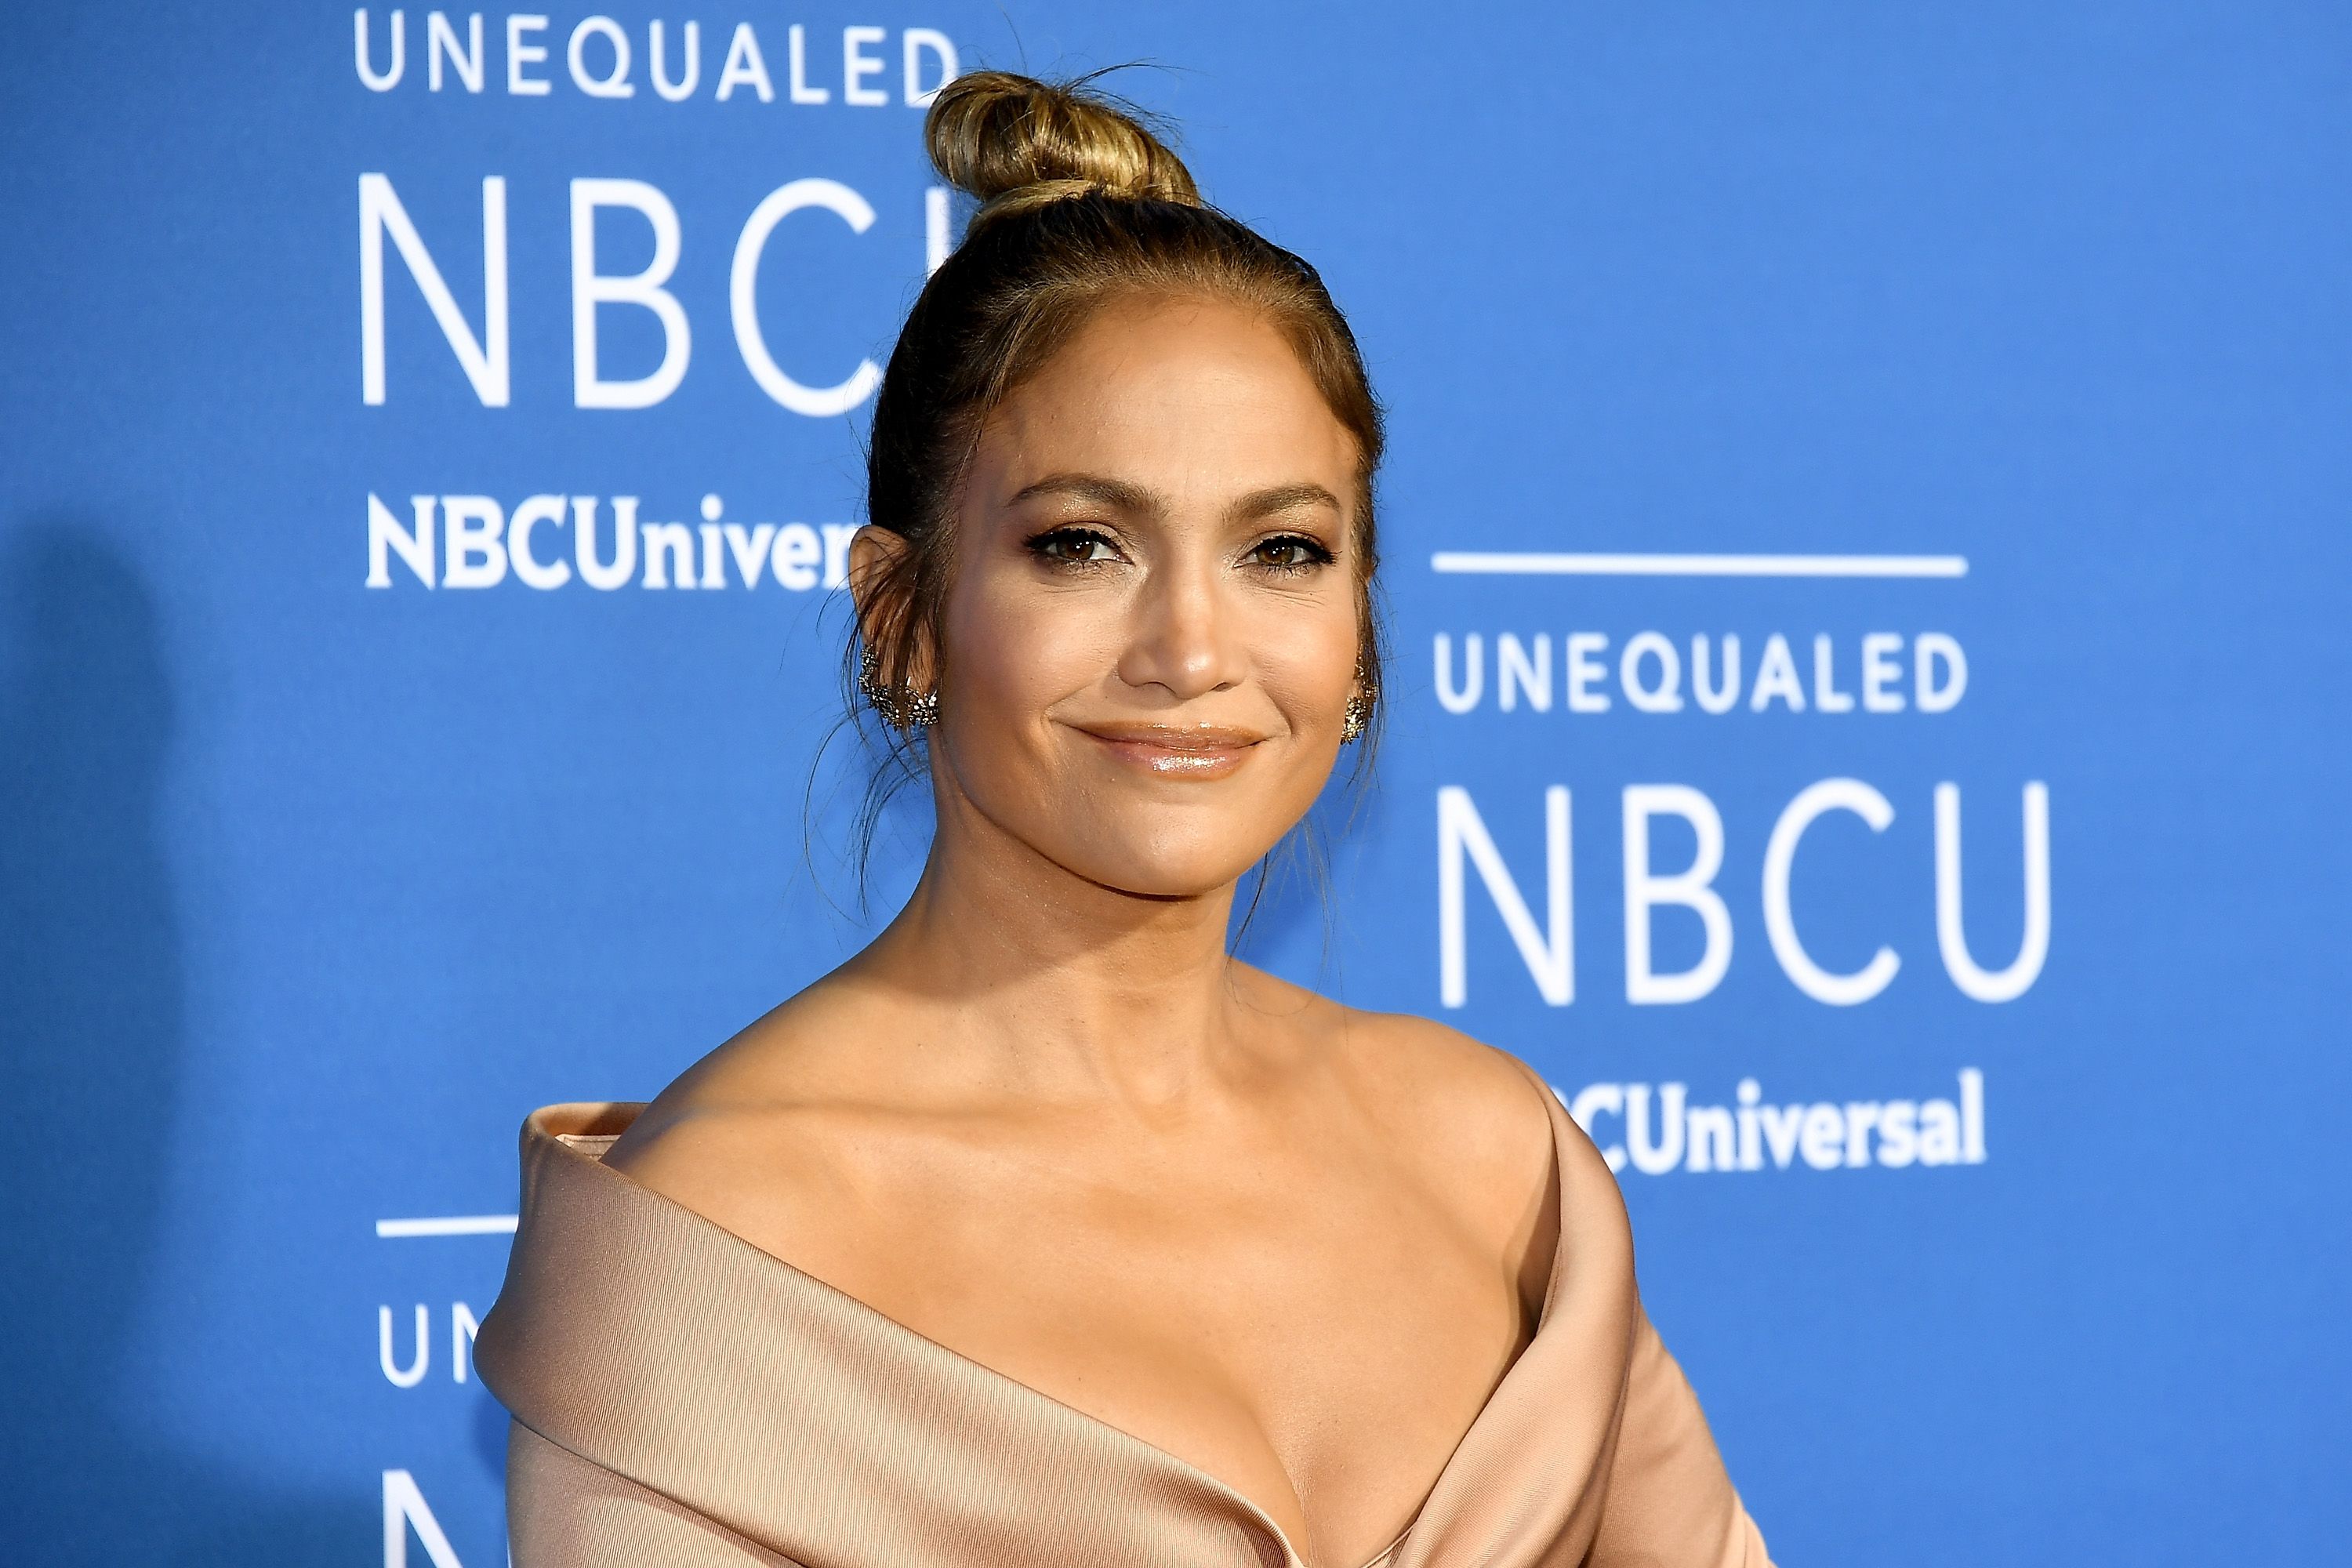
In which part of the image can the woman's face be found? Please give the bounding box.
[879,293,1365,901]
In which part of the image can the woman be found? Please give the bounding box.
[477,71,1770,1568]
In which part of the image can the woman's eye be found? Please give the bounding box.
[1250,535,1336,573]
[1027,528,1119,566]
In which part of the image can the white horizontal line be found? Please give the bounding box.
[375,1214,518,1239]
[1430,552,1969,579]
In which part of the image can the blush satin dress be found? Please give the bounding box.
[476,1071,1772,1568]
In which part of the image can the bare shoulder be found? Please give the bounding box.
[1232,966,1559,1261]
[1331,1003,1563,1312]
[599,975,902,1251]
[1330,1005,1558,1183]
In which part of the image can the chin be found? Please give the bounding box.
[1060,833,1272,902]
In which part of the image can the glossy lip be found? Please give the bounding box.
[1069,720,1268,779]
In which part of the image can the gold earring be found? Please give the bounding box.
[1341,684,1372,745]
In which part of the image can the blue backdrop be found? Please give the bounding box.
[3,4,2346,1563]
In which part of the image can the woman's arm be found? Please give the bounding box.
[1588,1314,1773,1568]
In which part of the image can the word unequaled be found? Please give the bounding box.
[1435,630,1966,716]
[354,12,957,109]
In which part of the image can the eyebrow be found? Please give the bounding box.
[1225,482,1345,525]
[1005,473,1160,515]
[1004,474,1344,526]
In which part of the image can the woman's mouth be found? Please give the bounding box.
[1072,722,1266,779]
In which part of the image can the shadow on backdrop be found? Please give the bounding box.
[0,521,366,1563]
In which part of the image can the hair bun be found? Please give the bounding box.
[926,71,1200,219]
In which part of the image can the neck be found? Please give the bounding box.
[857,779,1252,1108]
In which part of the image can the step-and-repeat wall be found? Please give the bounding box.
[3,4,2344,1563]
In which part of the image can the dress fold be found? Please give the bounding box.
[477,1071,1769,1568]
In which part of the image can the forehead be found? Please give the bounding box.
[973,294,1359,501]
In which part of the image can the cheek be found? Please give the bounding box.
[1247,595,1362,721]
[941,568,1115,724]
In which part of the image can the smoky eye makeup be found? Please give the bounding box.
[1014,517,1341,576]
[1021,524,1126,568]
[1243,531,1339,575]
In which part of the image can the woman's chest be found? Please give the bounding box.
[795,1147,1531,1568]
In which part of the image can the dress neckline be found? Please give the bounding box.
[539,1077,1573,1568]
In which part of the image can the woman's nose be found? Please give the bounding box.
[1115,561,1246,701]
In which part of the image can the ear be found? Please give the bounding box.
[848,524,942,694]
[847,525,912,645]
